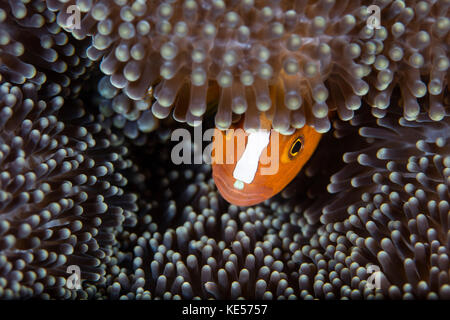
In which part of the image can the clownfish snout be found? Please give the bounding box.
[212,166,275,206]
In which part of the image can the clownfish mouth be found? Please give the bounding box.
[212,167,273,207]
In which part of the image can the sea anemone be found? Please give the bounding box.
[318,108,450,299]
[364,0,449,122]
[95,74,158,144]
[0,0,92,99]
[46,0,448,134]
[0,0,448,301]
[0,80,137,299]
[0,0,139,299]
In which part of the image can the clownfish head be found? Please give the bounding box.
[211,115,322,207]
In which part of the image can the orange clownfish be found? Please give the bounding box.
[212,113,322,207]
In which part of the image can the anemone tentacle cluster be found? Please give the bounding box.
[96,74,158,144]
[0,0,92,99]
[0,80,138,299]
[317,110,450,299]
[46,0,448,134]
[364,0,449,122]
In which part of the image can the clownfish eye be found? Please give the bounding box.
[289,136,303,158]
